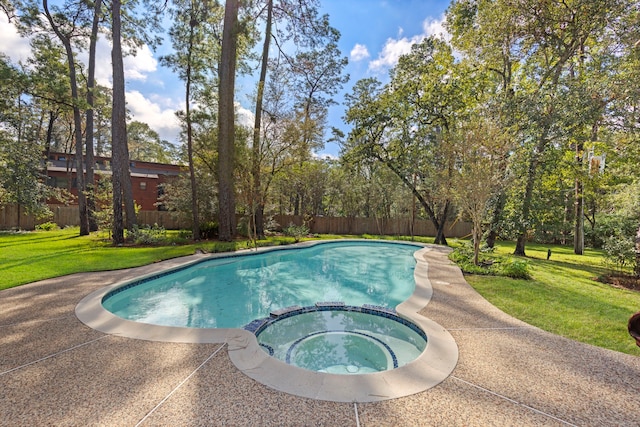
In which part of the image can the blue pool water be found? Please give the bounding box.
[102,241,420,329]
[255,306,427,374]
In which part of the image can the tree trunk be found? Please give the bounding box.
[574,141,584,254]
[433,202,449,246]
[375,154,448,245]
[250,0,273,239]
[44,110,56,165]
[486,191,506,248]
[514,135,547,256]
[514,234,527,256]
[186,13,200,240]
[473,223,481,266]
[635,222,640,278]
[217,0,240,241]
[111,0,126,244]
[43,0,89,236]
[574,178,584,255]
[255,203,265,237]
[120,146,136,230]
[85,0,102,232]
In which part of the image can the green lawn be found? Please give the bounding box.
[0,228,303,289]
[0,228,195,288]
[459,241,640,356]
[1,229,638,356]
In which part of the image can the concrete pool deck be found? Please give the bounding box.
[1,244,639,426]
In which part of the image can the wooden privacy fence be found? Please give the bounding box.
[273,215,473,239]
[0,204,184,231]
[0,204,473,238]
[0,205,73,230]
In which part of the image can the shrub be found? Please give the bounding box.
[199,221,218,239]
[450,241,531,279]
[494,258,531,279]
[603,235,635,272]
[178,229,193,240]
[35,221,59,231]
[264,216,280,233]
[126,224,166,245]
[236,217,249,237]
[283,222,310,243]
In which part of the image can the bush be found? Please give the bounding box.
[236,217,249,237]
[178,229,193,240]
[264,216,280,233]
[587,215,637,249]
[35,221,59,231]
[494,258,531,279]
[450,241,531,279]
[603,235,635,272]
[283,222,310,243]
[126,224,166,245]
[199,221,218,239]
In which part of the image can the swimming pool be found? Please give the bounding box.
[102,241,419,328]
[76,240,459,402]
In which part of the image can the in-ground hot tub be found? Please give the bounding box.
[248,303,426,375]
[246,302,427,374]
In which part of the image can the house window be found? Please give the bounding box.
[140,181,147,190]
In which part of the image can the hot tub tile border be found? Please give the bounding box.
[247,303,427,343]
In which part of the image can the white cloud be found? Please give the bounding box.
[350,43,370,62]
[236,103,255,128]
[126,90,181,144]
[368,15,449,72]
[0,15,33,63]
[93,37,114,86]
[92,37,158,86]
[368,34,424,71]
[423,16,450,41]
[123,44,158,81]
[313,151,339,161]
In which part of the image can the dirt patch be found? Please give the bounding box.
[597,274,640,292]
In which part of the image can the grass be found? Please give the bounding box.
[453,240,640,356]
[1,229,638,356]
[0,227,322,290]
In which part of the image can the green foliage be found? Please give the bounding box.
[35,221,59,231]
[199,221,218,239]
[602,235,636,272]
[586,214,637,249]
[126,224,167,245]
[493,257,531,280]
[264,217,280,233]
[236,216,249,237]
[283,222,310,243]
[128,121,182,164]
[92,178,114,233]
[450,240,531,279]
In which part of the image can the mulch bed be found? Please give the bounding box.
[597,274,640,292]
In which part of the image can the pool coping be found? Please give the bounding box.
[75,239,458,402]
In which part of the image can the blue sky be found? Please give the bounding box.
[0,0,451,158]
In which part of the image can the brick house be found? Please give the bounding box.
[46,152,185,211]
